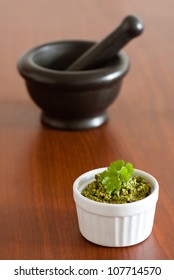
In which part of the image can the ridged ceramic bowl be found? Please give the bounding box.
[73,168,159,247]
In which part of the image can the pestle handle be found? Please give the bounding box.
[67,15,144,71]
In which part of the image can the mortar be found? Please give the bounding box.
[17,40,129,130]
[17,15,143,130]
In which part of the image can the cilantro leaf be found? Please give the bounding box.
[101,160,134,193]
[108,160,124,172]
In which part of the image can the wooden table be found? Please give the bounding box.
[0,0,174,260]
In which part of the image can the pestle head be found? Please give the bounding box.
[121,15,144,37]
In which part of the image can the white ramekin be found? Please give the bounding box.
[73,168,159,247]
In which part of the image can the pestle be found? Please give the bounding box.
[67,15,144,71]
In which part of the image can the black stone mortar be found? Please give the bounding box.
[17,16,143,130]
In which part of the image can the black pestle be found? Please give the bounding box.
[67,15,144,71]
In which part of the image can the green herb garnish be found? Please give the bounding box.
[81,160,151,204]
[100,160,134,194]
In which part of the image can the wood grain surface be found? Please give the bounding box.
[0,0,174,259]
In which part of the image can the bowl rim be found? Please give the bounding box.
[73,167,159,217]
[17,40,130,86]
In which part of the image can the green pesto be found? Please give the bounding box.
[81,173,151,204]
